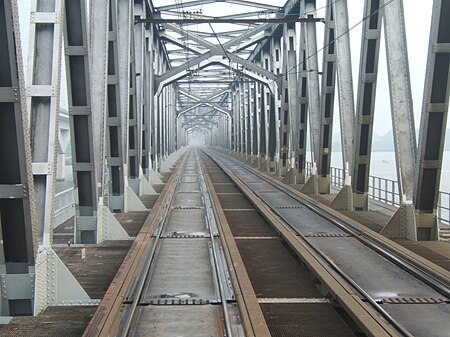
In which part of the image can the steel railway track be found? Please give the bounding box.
[83,149,259,337]
[203,148,450,337]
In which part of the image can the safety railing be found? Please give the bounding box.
[54,187,75,226]
[305,162,449,226]
[438,191,450,226]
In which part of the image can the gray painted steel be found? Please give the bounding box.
[415,0,450,240]
[63,0,98,243]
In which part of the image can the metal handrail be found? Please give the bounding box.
[305,162,449,227]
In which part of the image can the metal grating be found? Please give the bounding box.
[381,297,448,304]
[260,303,357,337]
[305,233,352,238]
[223,210,277,237]
[236,239,322,298]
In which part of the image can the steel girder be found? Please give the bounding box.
[281,23,298,172]
[415,0,450,240]
[333,0,356,185]
[0,0,36,316]
[353,0,383,209]
[297,5,309,183]
[27,0,64,247]
[64,0,98,244]
[380,0,418,241]
[89,0,110,210]
[317,0,337,192]
[304,0,321,171]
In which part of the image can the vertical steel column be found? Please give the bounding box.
[353,0,383,210]
[297,17,309,183]
[150,32,157,169]
[258,81,266,159]
[304,0,321,172]
[270,34,282,170]
[317,0,337,193]
[239,83,244,154]
[117,0,133,189]
[415,0,450,240]
[134,1,146,177]
[89,0,109,211]
[64,0,98,243]
[253,81,260,159]
[0,0,36,316]
[245,81,251,156]
[27,0,64,247]
[232,87,237,151]
[105,0,125,212]
[128,29,140,192]
[283,23,298,182]
[333,0,356,183]
[327,0,357,210]
[144,26,154,174]
[262,48,271,166]
[280,23,297,177]
[380,0,417,241]
[153,42,161,168]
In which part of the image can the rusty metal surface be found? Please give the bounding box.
[208,171,231,183]
[134,306,223,337]
[53,217,75,244]
[139,195,160,209]
[223,210,277,237]
[115,211,149,237]
[236,239,323,299]
[0,306,96,337]
[213,183,240,193]
[218,194,253,209]
[56,241,133,299]
[340,210,384,233]
[394,240,450,272]
[260,303,357,337]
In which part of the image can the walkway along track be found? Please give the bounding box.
[203,148,450,337]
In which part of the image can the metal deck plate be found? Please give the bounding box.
[134,306,223,337]
[163,209,207,236]
[177,182,201,192]
[236,239,323,298]
[260,303,357,337]
[142,238,217,303]
[172,192,204,208]
[276,208,347,235]
[224,210,277,237]
[308,237,446,299]
[381,303,450,337]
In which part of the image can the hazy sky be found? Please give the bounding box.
[17,0,438,136]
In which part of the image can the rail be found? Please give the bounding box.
[306,162,450,226]
[210,150,450,336]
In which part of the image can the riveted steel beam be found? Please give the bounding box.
[0,0,36,316]
[64,0,98,244]
[415,0,450,240]
[27,0,64,247]
[353,0,383,210]
[380,0,418,241]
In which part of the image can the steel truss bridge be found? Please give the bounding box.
[0,0,449,331]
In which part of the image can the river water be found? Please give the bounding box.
[327,151,450,194]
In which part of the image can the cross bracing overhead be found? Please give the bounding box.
[153,0,288,125]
